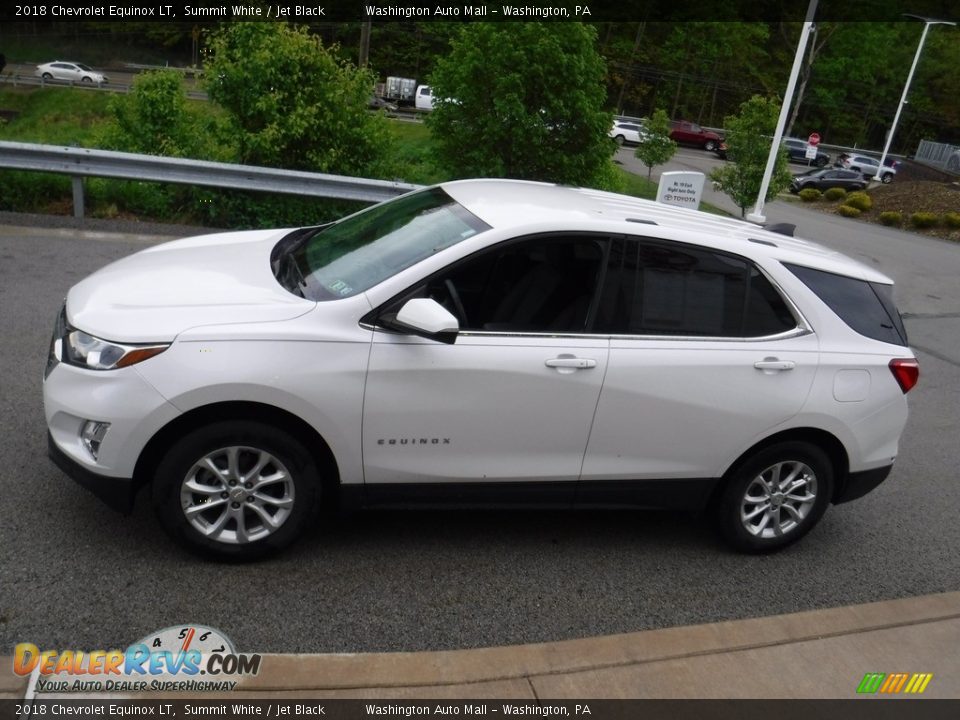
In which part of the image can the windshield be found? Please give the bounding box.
[284,187,490,301]
[77,63,93,71]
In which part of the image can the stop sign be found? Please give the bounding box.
[808,132,821,146]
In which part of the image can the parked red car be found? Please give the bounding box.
[669,120,722,151]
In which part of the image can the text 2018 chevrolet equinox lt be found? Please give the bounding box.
[44,179,919,559]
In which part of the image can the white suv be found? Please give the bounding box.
[44,180,919,559]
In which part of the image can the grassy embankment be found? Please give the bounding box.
[0,86,727,225]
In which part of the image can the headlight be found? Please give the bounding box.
[62,329,169,370]
[48,304,169,371]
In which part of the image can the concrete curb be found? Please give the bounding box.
[5,591,959,699]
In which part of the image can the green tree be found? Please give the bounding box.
[709,96,792,218]
[101,70,198,157]
[633,108,677,180]
[203,23,390,176]
[426,23,614,188]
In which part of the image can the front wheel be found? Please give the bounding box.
[42,72,53,80]
[81,76,92,83]
[152,421,321,560]
[704,140,717,151]
[882,173,893,184]
[716,442,833,553]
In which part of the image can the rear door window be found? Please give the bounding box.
[596,238,798,338]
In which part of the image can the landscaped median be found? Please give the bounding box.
[795,180,960,241]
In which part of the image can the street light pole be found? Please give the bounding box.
[747,0,818,224]
[873,15,956,183]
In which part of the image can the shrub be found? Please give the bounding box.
[844,191,873,212]
[798,188,821,202]
[837,205,861,218]
[942,212,960,229]
[823,187,847,201]
[879,211,903,226]
[910,212,938,229]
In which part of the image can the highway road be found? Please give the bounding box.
[0,196,958,655]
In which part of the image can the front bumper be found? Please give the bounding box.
[48,431,138,513]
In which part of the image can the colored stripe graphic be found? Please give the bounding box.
[881,673,909,693]
[905,673,934,694]
[857,673,886,693]
[858,672,933,694]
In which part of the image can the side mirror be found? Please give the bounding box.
[394,298,459,343]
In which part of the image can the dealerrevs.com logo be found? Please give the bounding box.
[13,625,261,693]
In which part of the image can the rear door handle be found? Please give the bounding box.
[545,356,597,373]
[754,358,796,372]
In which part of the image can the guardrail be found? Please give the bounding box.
[0,141,423,218]
[0,71,209,100]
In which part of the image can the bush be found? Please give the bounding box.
[910,212,939,229]
[879,211,903,226]
[942,212,960,229]
[823,187,847,201]
[844,191,873,212]
[838,205,861,218]
[798,188,821,202]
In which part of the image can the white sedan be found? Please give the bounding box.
[35,61,108,84]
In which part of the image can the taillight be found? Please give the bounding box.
[889,358,919,394]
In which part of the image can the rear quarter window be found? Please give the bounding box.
[785,264,907,346]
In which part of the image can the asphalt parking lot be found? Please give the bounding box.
[0,200,958,656]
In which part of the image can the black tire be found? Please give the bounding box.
[704,140,717,151]
[614,134,625,146]
[716,441,833,553]
[152,420,321,560]
[882,173,893,184]
[81,76,92,83]
[42,72,53,80]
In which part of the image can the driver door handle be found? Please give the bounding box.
[545,356,597,371]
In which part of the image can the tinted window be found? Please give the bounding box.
[785,264,907,346]
[597,239,797,337]
[380,236,606,333]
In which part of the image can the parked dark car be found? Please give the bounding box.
[669,120,722,151]
[783,138,830,167]
[790,168,867,193]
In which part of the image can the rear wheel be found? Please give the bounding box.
[716,442,833,553]
[613,134,625,146]
[152,421,321,560]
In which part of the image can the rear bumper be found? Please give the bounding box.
[48,431,138,513]
[834,464,893,504]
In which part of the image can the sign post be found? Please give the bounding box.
[656,171,705,210]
